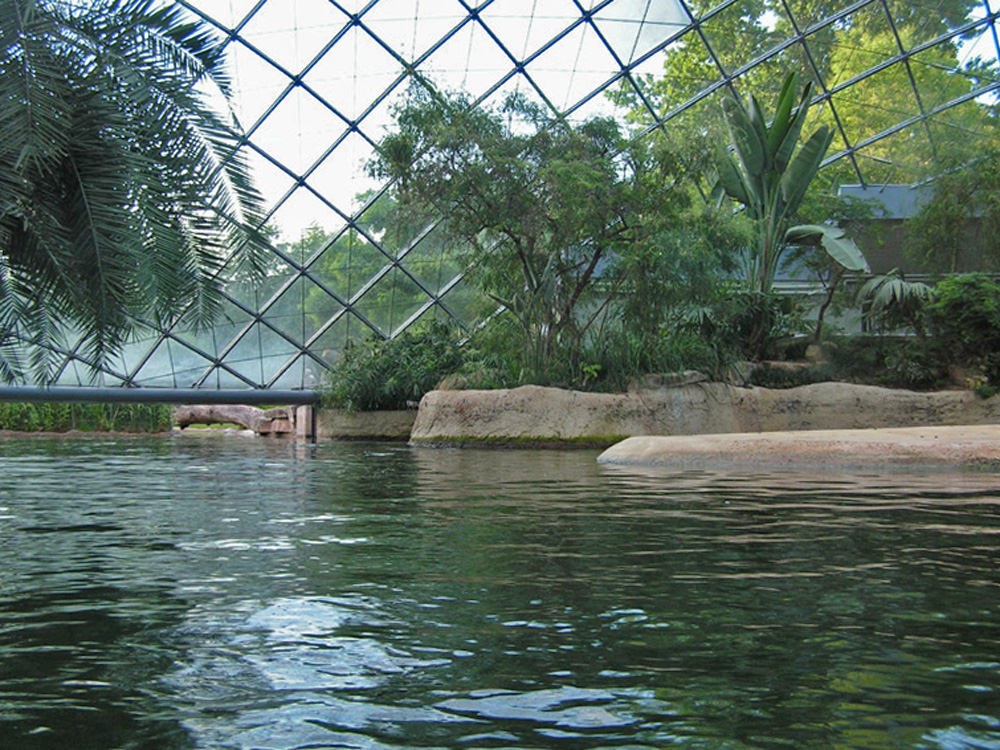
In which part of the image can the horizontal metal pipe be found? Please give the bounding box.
[0,387,320,406]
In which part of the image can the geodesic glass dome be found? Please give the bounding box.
[32,0,1000,388]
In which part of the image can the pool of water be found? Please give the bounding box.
[1,436,999,749]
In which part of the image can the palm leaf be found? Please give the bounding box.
[0,0,266,381]
[766,72,798,157]
[785,224,869,272]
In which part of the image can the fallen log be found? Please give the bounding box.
[173,404,293,433]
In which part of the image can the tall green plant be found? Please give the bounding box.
[370,86,657,381]
[715,72,869,296]
[0,0,265,382]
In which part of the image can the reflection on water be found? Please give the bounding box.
[1,437,999,749]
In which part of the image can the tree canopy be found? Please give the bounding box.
[613,0,998,185]
[369,86,665,376]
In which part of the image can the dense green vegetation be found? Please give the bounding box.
[325,268,1000,409]
[322,322,463,411]
[316,55,1000,410]
[4,1,998,412]
[0,402,173,432]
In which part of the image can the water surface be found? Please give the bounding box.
[1,437,998,749]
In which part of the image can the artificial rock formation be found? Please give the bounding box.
[410,382,1000,445]
[173,404,295,435]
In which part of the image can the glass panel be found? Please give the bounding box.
[308,232,390,302]
[269,354,315,389]
[645,31,725,112]
[305,131,378,215]
[593,0,690,65]
[241,146,298,222]
[420,18,515,97]
[221,323,300,386]
[699,0,775,80]
[478,71,550,113]
[780,0,861,31]
[889,0,973,48]
[237,0,348,74]
[398,224,466,295]
[855,124,937,184]
[363,0,470,64]
[310,317,356,365]
[303,26,405,122]
[263,277,316,345]
[194,0,262,30]
[267,188,347,242]
[523,22,620,112]
[250,88,346,177]
[230,41,294,128]
[437,277,492,328]
[353,267,430,335]
[478,0,582,64]
[134,341,217,388]
[926,104,999,168]
[824,2,898,91]
[832,61,923,150]
[910,41,985,112]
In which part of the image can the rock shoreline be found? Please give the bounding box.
[162,380,1000,466]
[410,382,1000,444]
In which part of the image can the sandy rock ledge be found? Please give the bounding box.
[410,382,1000,448]
[597,425,1000,469]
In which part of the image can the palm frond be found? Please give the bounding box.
[0,0,265,382]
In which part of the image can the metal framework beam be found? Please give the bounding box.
[0,387,320,405]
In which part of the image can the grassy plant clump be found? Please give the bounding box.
[323,322,464,411]
[577,328,722,392]
[0,402,173,432]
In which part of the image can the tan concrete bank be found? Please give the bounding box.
[597,424,1000,469]
[411,382,1000,446]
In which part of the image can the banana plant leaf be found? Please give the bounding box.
[785,224,869,272]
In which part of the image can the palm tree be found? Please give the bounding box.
[0,0,264,382]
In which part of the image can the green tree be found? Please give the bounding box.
[614,0,997,185]
[903,152,1000,273]
[0,0,264,382]
[370,86,658,379]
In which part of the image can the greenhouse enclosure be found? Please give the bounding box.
[2,0,999,390]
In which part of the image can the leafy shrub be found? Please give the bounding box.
[970,374,999,400]
[681,285,805,363]
[578,327,721,392]
[927,274,1000,370]
[825,336,949,390]
[323,322,464,411]
[882,342,950,389]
